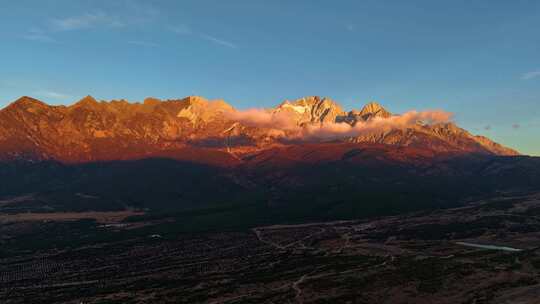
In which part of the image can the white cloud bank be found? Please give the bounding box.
[226,108,453,140]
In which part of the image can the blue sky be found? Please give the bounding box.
[0,0,539,155]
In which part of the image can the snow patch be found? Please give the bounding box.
[281,103,307,114]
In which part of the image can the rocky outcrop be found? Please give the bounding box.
[274,96,345,125]
[357,101,392,120]
[338,101,392,125]
[177,96,234,125]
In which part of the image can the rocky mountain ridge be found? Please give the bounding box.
[0,95,519,163]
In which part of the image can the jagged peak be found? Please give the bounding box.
[292,96,337,106]
[72,95,100,108]
[274,96,345,125]
[360,101,386,113]
[297,96,322,103]
[429,122,465,133]
[358,101,391,119]
[181,96,233,111]
[183,95,209,105]
[278,96,341,110]
[176,96,233,123]
[7,96,49,109]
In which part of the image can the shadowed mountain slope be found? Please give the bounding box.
[0,95,532,219]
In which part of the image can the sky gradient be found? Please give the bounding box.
[1,0,539,155]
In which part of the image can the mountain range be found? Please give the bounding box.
[0,95,519,163]
[0,95,537,221]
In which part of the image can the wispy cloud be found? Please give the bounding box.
[51,12,124,31]
[171,25,193,35]
[22,28,57,43]
[35,90,72,100]
[127,40,159,47]
[23,34,56,43]
[521,70,540,80]
[23,2,160,44]
[200,34,237,49]
[172,24,237,49]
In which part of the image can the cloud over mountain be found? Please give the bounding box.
[227,106,453,141]
[301,110,453,140]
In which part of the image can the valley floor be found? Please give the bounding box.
[2,193,540,303]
